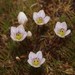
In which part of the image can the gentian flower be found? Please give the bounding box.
[10,25,28,41]
[54,22,71,38]
[33,10,50,25]
[27,51,45,68]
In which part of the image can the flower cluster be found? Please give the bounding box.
[54,22,71,38]
[10,9,71,68]
[10,12,32,42]
[33,10,50,25]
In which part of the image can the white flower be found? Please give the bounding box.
[27,51,45,68]
[10,25,27,41]
[27,31,32,37]
[17,12,28,25]
[33,10,50,25]
[54,22,71,38]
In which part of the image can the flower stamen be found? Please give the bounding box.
[16,32,23,40]
[32,58,40,66]
[58,28,65,36]
[36,17,43,24]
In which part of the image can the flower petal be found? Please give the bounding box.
[55,22,61,29]
[33,12,38,21]
[17,25,25,34]
[37,10,45,18]
[65,29,71,36]
[54,28,58,34]
[40,58,45,65]
[10,27,17,41]
[55,22,67,30]
[55,32,65,38]
[32,64,41,68]
[10,35,16,41]
[11,27,17,35]
[18,12,28,25]
[29,52,36,60]
[36,51,42,59]
[44,16,50,24]
[56,34,65,38]
[27,59,33,66]
[61,22,67,30]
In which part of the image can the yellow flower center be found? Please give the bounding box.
[58,29,65,36]
[16,33,23,40]
[32,58,40,66]
[36,17,43,24]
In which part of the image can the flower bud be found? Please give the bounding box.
[18,12,28,25]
